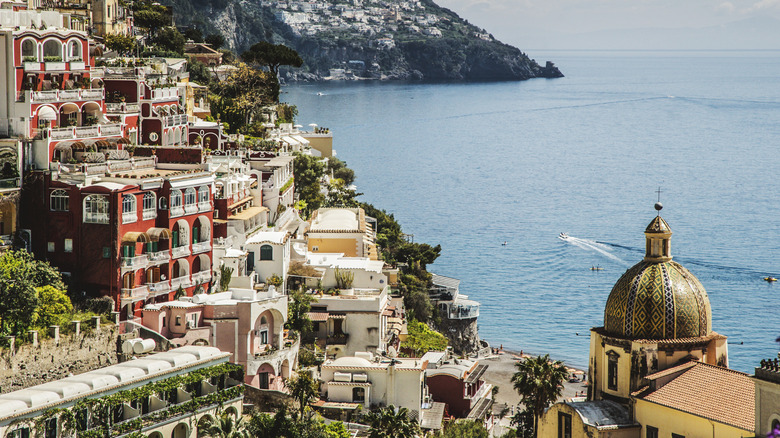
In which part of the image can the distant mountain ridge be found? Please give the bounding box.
[167,0,563,81]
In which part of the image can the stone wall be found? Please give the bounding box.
[243,385,296,413]
[0,323,121,394]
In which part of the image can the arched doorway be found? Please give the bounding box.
[171,423,188,438]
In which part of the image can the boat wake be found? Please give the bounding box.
[560,234,629,265]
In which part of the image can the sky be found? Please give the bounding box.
[434,0,780,49]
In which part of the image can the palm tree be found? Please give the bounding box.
[364,405,420,438]
[286,371,319,420]
[511,354,568,437]
[199,412,249,438]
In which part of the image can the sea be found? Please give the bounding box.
[284,50,780,373]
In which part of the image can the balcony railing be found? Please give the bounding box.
[122,211,137,224]
[0,177,21,191]
[163,114,188,127]
[192,271,212,284]
[27,88,105,103]
[170,275,191,290]
[122,254,148,271]
[106,102,140,113]
[121,285,149,302]
[147,250,170,264]
[192,241,211,254]
[326,333,349,345]
[198,202,211,212]
[147,280,171,295]
[48,122,122,141]
[152,88,179,101]
[172,245,190,258]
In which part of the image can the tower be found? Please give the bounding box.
[588,204,729,404]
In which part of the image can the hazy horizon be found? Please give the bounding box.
[435,0,780,51]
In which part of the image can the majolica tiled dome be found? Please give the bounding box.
[603,212,712,340]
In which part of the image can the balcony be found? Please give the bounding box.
[27,88,105,103]
[151,87,179,101]
[121,285,149,303]
[192,270,212,285]
[122,211,137,224]
[48,123,122,141]
[170,276,191,290]
[198,202,211,213]
[326,333,349,345]
[147,280,171,296]
[147,250,170,264]
[172,245,190,259]
[121,254,148,271]
[106,102,140,113]
[163,114,188,127]
[192,241,211,254]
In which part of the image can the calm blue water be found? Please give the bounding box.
[285,50,780,373]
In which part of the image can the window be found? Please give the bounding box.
[44,417,57,438]
[260,330,268,344]
[260,245,273,261]
[142,192,156,220]
[83,195,109,224]
[352,387,365,403]
[42,40,62,61]
[122,195,137,223]
[646,426,658,438]
[50,189,69,211]
[64,238,73,253]
[102,247,111,258]
[198,185,210,208]
[170,190,183,216]
[8,427,30,438]
[175,315,182,326]
[68,40,81,61]
[557,412,571,438]
[48,241,55,252]
[607,353,619,391]
[184,188,197,213]
[21,39,35,59]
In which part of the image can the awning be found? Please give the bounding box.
[54,141,75,151]
[147,227,172,241]
[122,232,149,244]
[37,106,57,121]
[281,136,300,147]
[71,141,86,151]
[227,195,253,210]
[95,140,111,149]
[292,135,310,145]
[307,311,329,322]
[227,206,268,221]
[328,313,347,320]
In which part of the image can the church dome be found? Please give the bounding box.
[603,212,712,340]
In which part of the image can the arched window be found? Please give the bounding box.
[122,195,137,223]
[198,186,210,208]
[42,40,62,61]
[143,192,156,220]
[21,39,36,60]
[184,187,196,205]
[260,245,273,261]
[260,316,267,325]
[68,40,82,61]
[170,190,183,216]
[50,189,69,211]
[83,195,109,224]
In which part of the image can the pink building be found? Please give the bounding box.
[142,288,299,390]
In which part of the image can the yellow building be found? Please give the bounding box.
[306,207,377,260]
[539,206,754,438]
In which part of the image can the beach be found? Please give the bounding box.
[482,350,588,408]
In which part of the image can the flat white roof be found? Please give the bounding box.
[245,231,287,245]
[310,209,359,232]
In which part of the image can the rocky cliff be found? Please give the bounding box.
[168,0,563,81]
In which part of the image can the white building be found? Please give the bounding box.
[244,230,291,289]
[320,353,428,417]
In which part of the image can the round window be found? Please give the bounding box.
[149,132,159,142]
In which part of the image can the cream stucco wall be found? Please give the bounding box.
[634,399,752,438]
[754,375,780,435]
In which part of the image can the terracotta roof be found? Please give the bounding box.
[634,362,754,431]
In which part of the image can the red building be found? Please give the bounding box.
[0,25,131,165]
[20,160,215,319]
[423,352,492,420]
